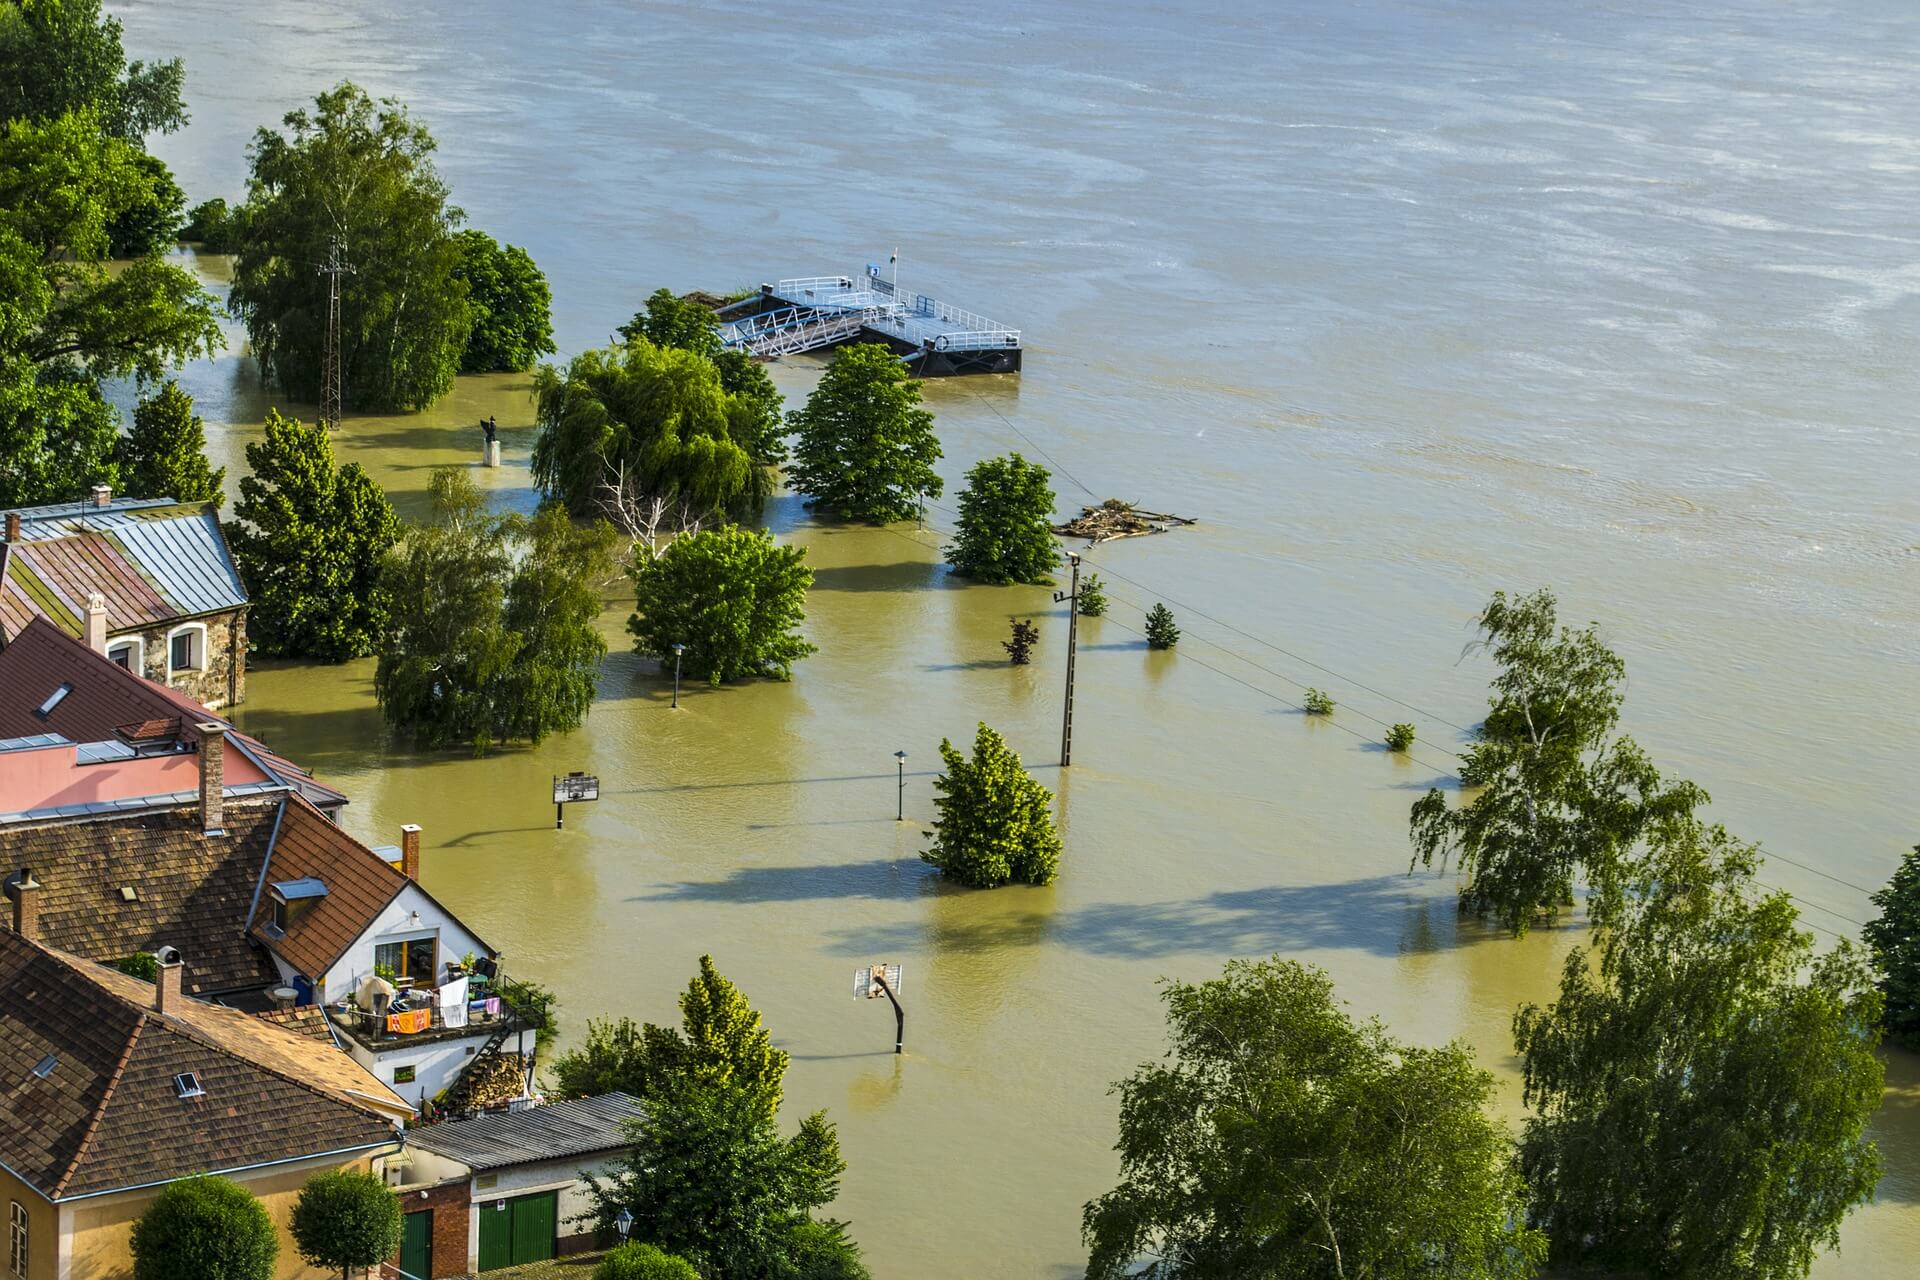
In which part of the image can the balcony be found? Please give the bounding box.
[324,987,532,1053]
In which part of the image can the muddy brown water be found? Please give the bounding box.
[107,0,1920,1272]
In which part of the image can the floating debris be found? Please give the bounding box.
[1053,499,1197,545]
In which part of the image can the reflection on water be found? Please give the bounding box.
[112,0,1920,1271]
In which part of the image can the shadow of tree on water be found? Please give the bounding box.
[634,857,934,905]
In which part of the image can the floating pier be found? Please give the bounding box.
[714,264,1022,376]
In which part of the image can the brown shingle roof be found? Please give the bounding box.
[253,1005,339,1045]
[0,930,397,1199]
[0,799,282,994]
[249,798,409,979]
[0,617,346,812]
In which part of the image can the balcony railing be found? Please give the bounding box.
[325,987,531,1052]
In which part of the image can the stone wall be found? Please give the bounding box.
[118,608,247,710]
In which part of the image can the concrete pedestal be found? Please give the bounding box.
[483,439,501,468]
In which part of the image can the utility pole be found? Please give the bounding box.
[1053,551,1082,766]
[317,238,353,431]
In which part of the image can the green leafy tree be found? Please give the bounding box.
[1862,844,1920,1049]
[375,467,615,753]
[1514,817,1883,1279]
[227,410,399,658]
[229,82,470,411]
[627,526,815,685]
[786,343,942,523]
[180,196,243,252]
[552,955,790,1117]
[0,107,221,506]
[922,722,1062,888]
[595,1242,703,1280]
[1143,603,1179,650]
[112,951,158,981]
[620,287,723,357]
[583,1079,859,1280]
[614,291,784,464]
[106,149,184,256]
[1385,723,1416,753]
[1303,687,1335,716]
[129,1175,277,1280]
[1003,617,1038,665]
[534,338,775,526]
[495,974,558,1050]
[1409,588,1705,934]
[1083,958,1543,1280]
[288,1169,402,1280]
[1076,573,1108,617]
[945,453,1057,583]
[452,228,554,372]
[0,0,187,138]
[117,380,224,504]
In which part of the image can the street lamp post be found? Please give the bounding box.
[613,1207,633,1242]
[894,750,908,821]
[671,642,685,709]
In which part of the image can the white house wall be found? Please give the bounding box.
[342,1034,534,1114]
[319,881,492,996]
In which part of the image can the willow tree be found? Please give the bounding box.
[1514,819,1883,1278]
[1409,588,1704,933]
[230,82,470,411]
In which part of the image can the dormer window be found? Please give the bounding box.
[267,878,327,935]
[107,638,143,671]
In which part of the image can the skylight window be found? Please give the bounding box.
[172,1072,204,1099]
[34,683,72,718]
[31,1054,57,1080]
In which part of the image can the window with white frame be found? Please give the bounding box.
[9,1200,25,1278]
[107,637,143,671]
[166,623,205,675]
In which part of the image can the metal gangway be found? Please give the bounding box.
[719,302,897,358]
[718,266,1023,373]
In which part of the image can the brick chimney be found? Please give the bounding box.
[196,722,225,834]
[84,592,109,654]
[9,868,39,940]
[400,824,421,880]
[90,484,112,510]
[4,511,18,541]
[155,948,183,1014]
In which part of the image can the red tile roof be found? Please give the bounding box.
[250,798,411,979]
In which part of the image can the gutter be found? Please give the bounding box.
[50,1139,401,1203]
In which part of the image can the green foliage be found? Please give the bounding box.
[711,348,787,468]
[181,196,243,252]
[375,467,616,753]
[1863,844,1920,1049]
[1303,687,1335,715]
[106,149,184,256]
[1003,618,1037,665]
[1076,572,1108,617]
[0,364,119,508]
[552,955,790,1118]
[1409,588,1706,934]
[452,228,555,373]
[229,82,470,411]
[1514,818,1884,1279]
[583,1080,859,1280]
[129,1175,277,1280]
[533,338,776,525]
[289,1170,402,1280]
[786,1219,872,1280]
[1083,958,1544,1280]
[922,722,1061,888]
[112,951,158,981]
[1385,722,1416,753]
[619,288,722,358]
[595,1242,703,1280]
[786,343,943,523]
[627,526,815,685]
[945,452,1057,583]
[0,0,188,139]
[227,409,399,659]
[117,379,224,504]
[496,975,559,1050]
[1143,602,1179,650]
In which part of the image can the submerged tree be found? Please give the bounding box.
[1409,588,1705,934]
[946,452,1058,584]
[1864,844,1920,1050]
[230,81,470,411]
[227,410,398,659]
[452,228,555,373]
[1143,603,1179,650]
[787,343,942,523]
[1084,957,1544,1280]
[922,722,1061,888]
[627,526,815,685]
[117,380,224,504]
[1076,573,1108,617]
[1514,817,1883,1278]
[1003,618,1038,665]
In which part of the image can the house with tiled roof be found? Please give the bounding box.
[0,915,404,1280]
[1,487,250,709]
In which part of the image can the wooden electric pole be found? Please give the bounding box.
[1053,551,1082,766]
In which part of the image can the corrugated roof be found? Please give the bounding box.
[0,501,246,639]
[407,1094,644,1171]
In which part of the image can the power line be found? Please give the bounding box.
[958,385,1099,498]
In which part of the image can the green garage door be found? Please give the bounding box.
[399,1210,430,1280]
[477,1190,557,1271]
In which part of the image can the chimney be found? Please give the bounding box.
[4,511,17,541]
[400,824,422,881]
[196,722,225,834]
[9,868,39,941]
[90,484,112,510]
[155,948,183,1014]
[84,592,108,654]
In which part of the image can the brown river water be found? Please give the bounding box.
[111,1,1919,1273]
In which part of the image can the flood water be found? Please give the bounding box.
[116,1,1920,1273]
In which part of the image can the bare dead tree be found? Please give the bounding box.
[598,459,703,560]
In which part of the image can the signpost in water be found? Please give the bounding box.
[552,772,599,830]
[854,962,906,1055]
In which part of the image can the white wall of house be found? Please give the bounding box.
[464,1152,629,1267]
[340,1033,534,1113]
[318,882,492,997]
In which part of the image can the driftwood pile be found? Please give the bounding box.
[1053,499,1197,545]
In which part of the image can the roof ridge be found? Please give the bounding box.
[51,1010,146,1199]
